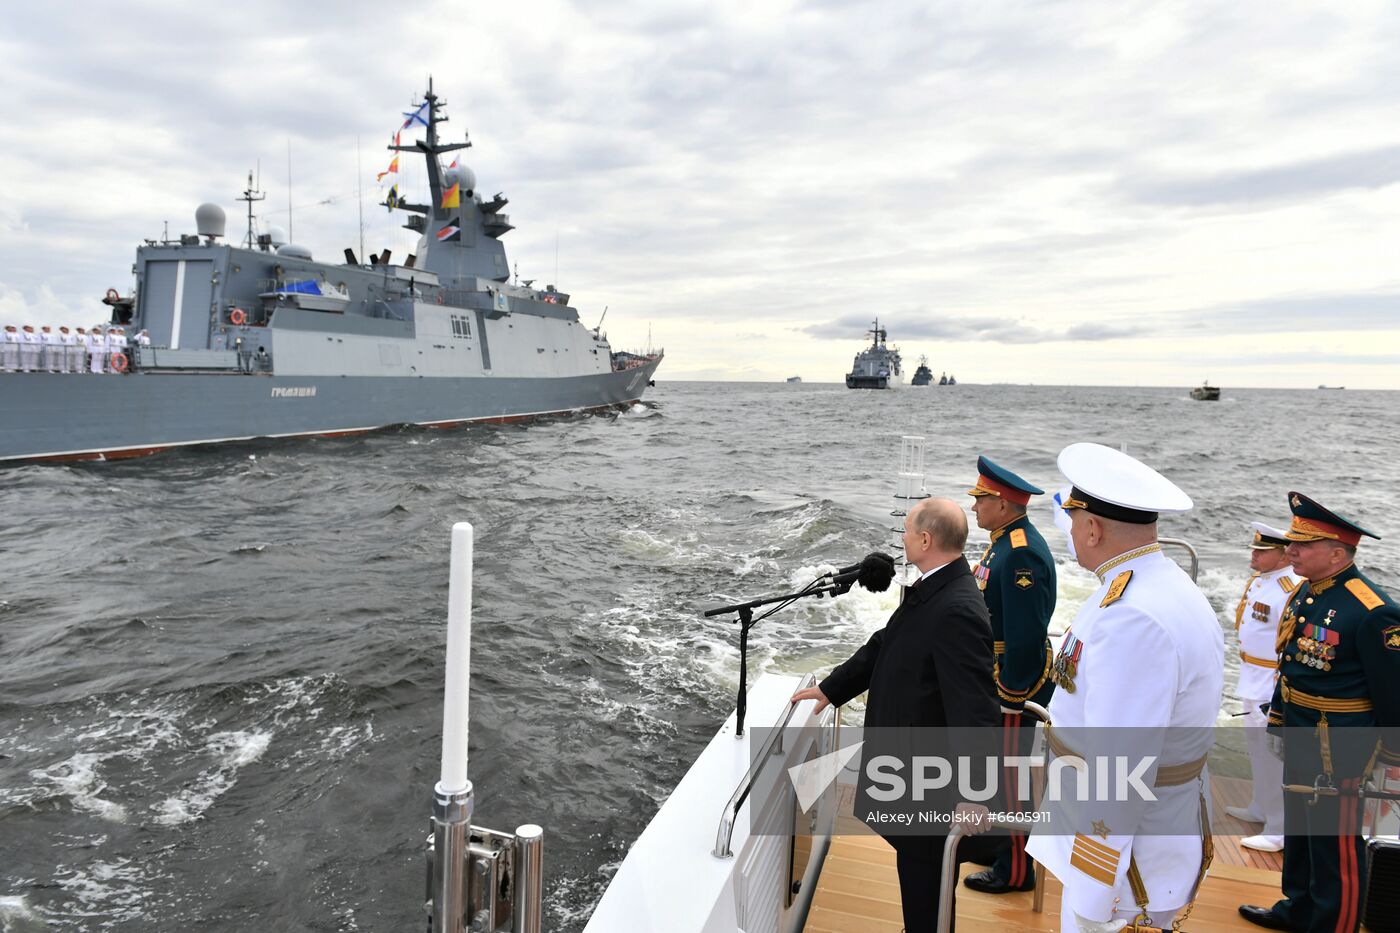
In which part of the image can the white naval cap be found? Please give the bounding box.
[1057,442,1192,524]
[1249,521,1290,550]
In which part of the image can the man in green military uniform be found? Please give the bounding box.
[963,455,1057,894]
[1240,492,1400,933]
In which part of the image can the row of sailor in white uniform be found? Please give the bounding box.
[0,324,151,373]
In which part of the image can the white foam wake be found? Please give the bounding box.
[152,730,271,825]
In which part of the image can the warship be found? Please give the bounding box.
[0,82,662,465]
[910,355,933,386]
[843,319,902,389]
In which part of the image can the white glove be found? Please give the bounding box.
[1074,914,1128,933]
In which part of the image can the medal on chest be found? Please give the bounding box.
[974,559,992,592]
[1297,623,1340,671]
[1053,633,1083,693]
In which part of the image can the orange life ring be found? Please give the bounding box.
[229,307,247,326]
[105,288,120,302]
[110,351,129,373]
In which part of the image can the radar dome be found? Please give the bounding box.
[444,164,477,195]
[266,225,288,248]
[195,203,226,239]
[276,243,313,261]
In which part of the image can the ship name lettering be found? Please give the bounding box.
[271,386,317,398]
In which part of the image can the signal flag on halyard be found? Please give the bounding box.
[401,101,429,129]
[385,185,401,211]
[436,225,461,242]
[441,183,460,209]
[376,156,399,182]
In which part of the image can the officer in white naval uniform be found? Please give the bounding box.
[56,326,73,373]
[88,326,106,373]
[1227,521,1296,852]
[71,327,88,372]
[40,325,60,372]
[1026,443,1225,933]
[1,324,19,371]
[19,324,40,371]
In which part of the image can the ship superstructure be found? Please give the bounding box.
[843,319,902,389]
[0,81,662,464]
[910,355,933,386]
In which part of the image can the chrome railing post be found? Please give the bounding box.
[432,784,474,933]
[1159,536,1200,582]
[513,824,544,933]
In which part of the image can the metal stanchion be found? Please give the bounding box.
[513,824,544,933]
[432,783,475,933]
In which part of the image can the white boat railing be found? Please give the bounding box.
[713,672,838,859]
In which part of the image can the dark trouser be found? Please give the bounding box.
[1274,775,1366,933]
[897,849,944,933]
[987,709,1037,887]
[895,834,1002,933]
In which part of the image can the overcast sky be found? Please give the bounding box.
[2,1,1398,387]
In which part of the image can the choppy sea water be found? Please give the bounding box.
[1,382,1396,931]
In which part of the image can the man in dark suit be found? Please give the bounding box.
[792,497,1002,932]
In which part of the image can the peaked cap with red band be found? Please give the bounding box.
[1284,492,1379,548]
[967,455,1043,506]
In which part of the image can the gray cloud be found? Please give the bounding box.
[802,313,1152,344]
[1119,146,1400,208]
[1175,292,1400,334]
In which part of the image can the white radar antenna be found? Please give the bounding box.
[891,435,931,588]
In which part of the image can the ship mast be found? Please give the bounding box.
[387,76,472,224]
[237,171,266,249]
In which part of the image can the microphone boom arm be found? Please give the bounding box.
[705,579,854,737]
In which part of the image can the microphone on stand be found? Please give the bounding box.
[701,551,895,737]
[824,552,897,593]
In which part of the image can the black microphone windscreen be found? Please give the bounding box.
[857,553,897,592]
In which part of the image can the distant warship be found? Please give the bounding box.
[910,355,933,386]
[1190,381,1220,401]
[0,81,662,464]
[844,319,902,389]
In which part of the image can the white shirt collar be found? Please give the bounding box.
[917,559,953,582]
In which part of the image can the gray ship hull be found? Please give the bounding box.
[0,360,660,463]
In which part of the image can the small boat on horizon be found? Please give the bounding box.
[1190,381,1221,401]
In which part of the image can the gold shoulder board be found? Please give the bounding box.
[1345,578,1384,611]
[1010,529,1028,549]
[1101,569,1133,607]
[1278,575,1296,592]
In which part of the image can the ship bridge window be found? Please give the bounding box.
[450,314,473,339]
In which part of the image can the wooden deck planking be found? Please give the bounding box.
[806,777,1284,933]
[1210,775,1285,873]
